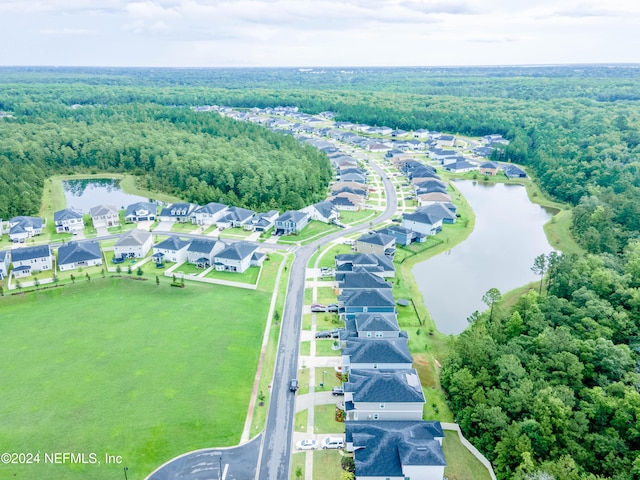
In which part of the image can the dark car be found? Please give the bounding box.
[327,303,339,313]
[315,331,332,339]
[289,379,299,392]
[332,387,344,396]
[330,328,344,338]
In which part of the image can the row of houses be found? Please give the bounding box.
[325,253,447,479]
[0,230,266,280]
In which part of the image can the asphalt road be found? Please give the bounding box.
[256,151,397,479]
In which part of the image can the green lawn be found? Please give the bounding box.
[338,209,377,225]
[313,405,344,434]
[169,222,200,233]
[219,227,253,239]
[171,262,205,276]
[316,244,353,269]
[294,409,309,432]
[443,430,493,480]
[315,340,341,357]
[278,221,341,245]
[316,286,338,305]
[312,450,345,480]
[290,452,306,480]
[315,313,343,331]
[0,277,271,480]
[204,265,261,285]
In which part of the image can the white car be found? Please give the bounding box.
[296,439,318,450]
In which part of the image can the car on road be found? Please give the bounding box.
[332,386,344,396]
[295,439,318,450]
[310,304,327,313]
[289,379,299,392]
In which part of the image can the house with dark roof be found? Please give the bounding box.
[436,134,455,147]
[11,245,52,277]
[153,237,191,264]
[54,208,84,233]
[216,206,256,229]
[191,202,228,226]
[417,204,457,224]
[334,253,395,278]
[401,211,443,236]
[158,203,197,223]
[329,192,366,211]
[337,271,393,293]
[341,336,412,371]
[89,205,119,229]
[113,229,153,259]
[427,148,458,163]
[330,181,369,197]
[302,201,339,224]
[247,210,279,232]
[503,164,527,178]
[343,369,425,421]
[339,172,367,184]
[352,312,401,338]
[355,232,396,257]
[9,216,44,242]
[479,161,500,176]
[124,202,157,223]
[187,239,225,268]
[274,211,310,235]
[0,250,11,280]
[444,159,477,173]
[58,241,103,271]
[377,225,426,246]
[213,241,265,273]
[345,421,446,480]
[339,288,396,320]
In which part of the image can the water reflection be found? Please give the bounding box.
[412,180,554,335]
[63,179,156,213]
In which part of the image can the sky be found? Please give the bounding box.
[1,0,639,67]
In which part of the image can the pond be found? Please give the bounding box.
[63,179,156,213]
[412,180,555,335]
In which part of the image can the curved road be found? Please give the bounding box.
[256,155,397,479]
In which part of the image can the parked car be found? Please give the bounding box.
[321,436,345,449]
[310,304,327,313]
[315,330,332,339]
[289,379,299,392]
[329,328,344,338]
[296,439,318,450]
[332,386,344,396]
[327,303,339,313]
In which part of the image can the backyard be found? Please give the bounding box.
[0,277,271,480]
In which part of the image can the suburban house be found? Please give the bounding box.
[11,245,52,278]
[417,204,457,224]
[345,421,446,480]
[337,271,393,293]
[377,225,426,246]
[57,241,103,271]
[443,159,477,173]
[347,312,401,339]
[247,210,279,232]
[341,336,412,371]
[113,229,153,259]
[53,208,84,233]
[503,164,527,178]
[302,201,340,224]
[329,193,366,211]
[0,250,11,279]
[334,253,395,278]
[187,238,225,268]
[191,202,228,226]
[152,237,191,264]
[355,232,396,257]
[413,129,430,138]
[124,202,157,223]
[158,203,197,223]
[343,369,426,421]
[9,216,44,242]
[366,142,391,152]
[330,181,368,197]
[483,133,509,145]
[427,148,458,163]
[274,211,310,235]
[479,161,500,176]
[436,134,456,147]
[401,211,444,236]
[339,288,396,320]
[216,206,256,229]
[339,171,367,184]
[417,192,453,207]
[89,205,119,229]
[213,241,266,273]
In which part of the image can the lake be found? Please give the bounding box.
[63,179,156,213]
[412,180,555,335]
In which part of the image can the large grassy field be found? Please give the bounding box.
[0,277,271,480]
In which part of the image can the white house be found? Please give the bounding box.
[124,202,157,223]
[11,245,52,277]
[113,229,153,259]
[302,201,340,224]
[213,241,265,273]
[89,205,119,229]
[54,208,84,233]
[187,239,225,268]
[9,216,44,242]
[152,237,191,264]
[401,211,443,236]
[57,241,103,271]
[158,203,197,223]
[191,202,228,226]
[341,337,413,372]
[0,250,11,279]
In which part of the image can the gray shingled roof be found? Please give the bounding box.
[354,312,400,332]
[154,237,191,251]
[416,204,456,222]
[356,232,395,247]
[215,242,257,261]
[188,238,222,254]
[345,369,425,403]
[338,271,392,290]
[125,201,157,217]
[312,201,336,219]
[276,210,308,223]
[58,241,102,265]
[334,253,395,272]
[402,211,441,226]
[89,205,118,217]
[219,206,255,223]
[343,337,412,365]
[339,288,395,308]
[11,245,51,262]
[346,421,445,477]
[54,208,83,222]
[114,229,151,247]
[195,202,227,215]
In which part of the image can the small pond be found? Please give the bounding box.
[63,179,156,213]
[412,180,555,335]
